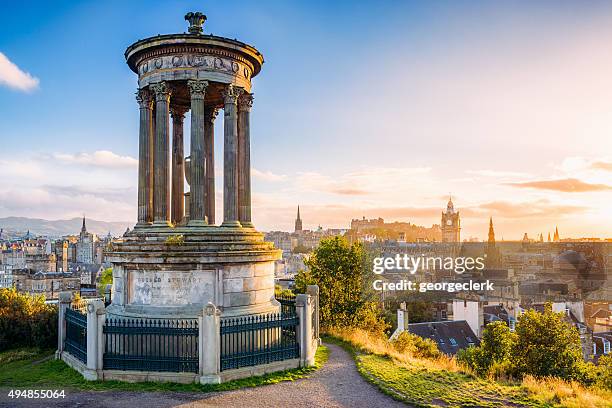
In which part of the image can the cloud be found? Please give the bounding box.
[475,200,585,218]
[0,52,39,92]
[506,178,612,192]
[466,169,531,178]
[296,167,431,196]
[591,161,612,171]
[251,168,287,182]
[52,150,137,168]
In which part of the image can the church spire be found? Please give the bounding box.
[553,226,559,242]
[488,217,495,244]
[81,215,87,234]
[294,206,303,232]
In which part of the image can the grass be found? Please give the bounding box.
[0,345,329,393]
[324,329,612,408]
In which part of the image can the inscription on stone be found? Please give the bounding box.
[128,270,215,306]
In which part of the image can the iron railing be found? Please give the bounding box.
[103,318,199,373]
[276,293,297,317]
[220,313,299,371]
[65,307,87,363]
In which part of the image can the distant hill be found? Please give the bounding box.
[0,217,133,238]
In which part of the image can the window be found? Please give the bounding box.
[449,338,457,346]
[604,340,610,355]
[466,336,473,343]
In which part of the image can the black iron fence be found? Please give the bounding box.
[65,307,87,363]
[276,293,297,317]
[220,313,299,371]
[103,318,199,373]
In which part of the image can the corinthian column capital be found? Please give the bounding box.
[170,105,189,121]
[135,88,153,108]
[222,84,243,105]
[188,80,209,99]
[150,81,172,102]
[204,107,219,123]
[238,93,254,112]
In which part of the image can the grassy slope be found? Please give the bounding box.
[0,346,329,393]
[325,336,612,408]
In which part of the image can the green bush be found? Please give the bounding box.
[0,288,58,351]
[391,331,442,359]
[512,304,584,380]
[457,321,515,376]
[294,236,389,334]
[595,354,612,390]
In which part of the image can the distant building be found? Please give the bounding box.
[409,320,478,355]
[294,206,303,233]
[76,217,96,263]
[441,197,460,243]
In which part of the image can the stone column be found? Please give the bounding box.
[222,85,243,227]
[135,88,154,226]
[56,291,73,359]
[150,81,172,226]
[85,299,105,380]
[307,285,320,345]
[171,106,188,225]
[204,107,218,225]
[237,93,254,228]
[199,302,221,384]
[187,80,208,226]
[296,294,315,367]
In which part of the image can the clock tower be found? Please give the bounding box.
[441,197,460,242]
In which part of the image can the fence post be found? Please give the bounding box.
[56,291,73,359]
[296,294,315,367]
[84,299,105,380]
[199,302,221,384]
[104,283,112,306]
[306,285,320,345]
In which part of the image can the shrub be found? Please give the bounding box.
[0,288,58,351]
[595,354,612,390]
[391,331,442,359]
[294,236,390,334]
[512,304,584,380]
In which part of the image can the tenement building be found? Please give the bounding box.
[106,12,281,318]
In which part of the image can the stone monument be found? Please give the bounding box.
[106,12,281,318]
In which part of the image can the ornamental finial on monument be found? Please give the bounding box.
[185,12,207,35]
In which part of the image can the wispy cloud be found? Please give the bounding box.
[506,178,612,192]
[0,52,39,92]
[52,150,137,168]
[475,199,586,218]
[467,169,531,178]
[251,168,287,182]
[591,161,612,171]
[296,167,431,196]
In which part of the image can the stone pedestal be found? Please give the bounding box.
[106,228,281,318]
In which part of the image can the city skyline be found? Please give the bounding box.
[1,1,611,239]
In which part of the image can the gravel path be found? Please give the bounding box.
[0,343,409,408]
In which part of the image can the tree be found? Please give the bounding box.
[512,303,583,380]
[294,236,388,333]
[457,321,516,375]
[98,267,113,295]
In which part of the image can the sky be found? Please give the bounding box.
[0,1,611,240]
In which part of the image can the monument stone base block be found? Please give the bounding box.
[105,227,281,318]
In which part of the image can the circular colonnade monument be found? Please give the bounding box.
[106,12,281,318]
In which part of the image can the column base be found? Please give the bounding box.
[134,222,153,229]
[151,220,172,228]
[240,221,254,228]
[188,219,208,227]
[221,220,242,228]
